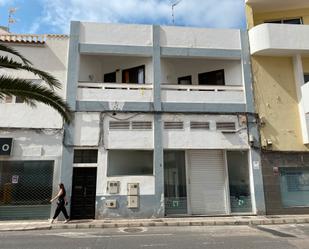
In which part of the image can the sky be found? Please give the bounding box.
[0,0,246,34]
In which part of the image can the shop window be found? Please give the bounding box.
[0,160,54,220]
[198,69,225,85]
[107,150,153,176]
[280,168,309,207]
[227,151,252,213]
[73,149,98,164]
[122,65,145,84]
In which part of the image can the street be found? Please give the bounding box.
[1,224,309,249]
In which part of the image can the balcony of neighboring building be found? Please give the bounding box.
[160,58,245,104]
[77,55,153,103]
[249,23,309,56]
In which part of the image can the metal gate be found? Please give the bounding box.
[0,160,54,220]
[188,150,228,215]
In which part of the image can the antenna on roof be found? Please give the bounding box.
[171,0,182,25]
[8,7,17,32]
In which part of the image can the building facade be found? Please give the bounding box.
[62,22,266,219]
[0,33,69,219]
[246,0,309,214]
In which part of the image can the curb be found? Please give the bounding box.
[1,217,309,232]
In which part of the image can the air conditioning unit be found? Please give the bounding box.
[105,199,117,208]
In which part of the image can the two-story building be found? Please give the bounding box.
[246,0,309,214]
[62,21,266,219]
[0,31,69,220]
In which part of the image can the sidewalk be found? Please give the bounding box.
[1,215,309,232]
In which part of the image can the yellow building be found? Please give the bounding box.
[246,0,309,214]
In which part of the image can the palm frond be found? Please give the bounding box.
[0,44,32,65]
[0,56,61,89]
[0,76,72,124]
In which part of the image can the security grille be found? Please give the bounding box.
[190,122,210,130]
[132,121,152,130]
[164,122,184,130]
[0,160,54,220]
[216,122,236,131]
[109,121,130,130]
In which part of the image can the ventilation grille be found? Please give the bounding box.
[216,122,236,131]
[109,121,130,130]
[190,122,210,130]
[164,122,184,130]
[132,121,152,130]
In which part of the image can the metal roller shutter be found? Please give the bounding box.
[188,150,228,215]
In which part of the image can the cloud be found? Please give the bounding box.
[0,0,13,6]
[34,0,245,34]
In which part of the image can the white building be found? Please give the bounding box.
[63,22,265,219]
[0,32,69,220]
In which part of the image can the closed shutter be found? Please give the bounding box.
[188,150,227,215]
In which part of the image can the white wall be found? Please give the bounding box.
[0,36,69,129]
[162,114,249,149]
[160,26,241,50]
[74,113,100,146]
[79,55,153,83]
[80,22,153,46]
[161,58,242,85]
[0,129,63,158]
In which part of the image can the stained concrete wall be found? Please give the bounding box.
[261,151,309,214]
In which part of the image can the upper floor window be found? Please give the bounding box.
[122,65,145,84]
[304,74,309,84]
[198,69,225,86]
[265,18,303,25]
[178,75,192,85]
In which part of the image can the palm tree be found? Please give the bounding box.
[0,44,72,123]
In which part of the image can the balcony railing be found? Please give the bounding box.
[77,82,245,104]
[161,84,245,104]
[77,82,153,102]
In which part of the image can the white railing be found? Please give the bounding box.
[161,84,243,92]
[78,82,153,90]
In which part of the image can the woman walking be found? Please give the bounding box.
[50,183,70,223]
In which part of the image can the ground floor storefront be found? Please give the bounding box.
[68,148,256,220]
[262,151,309,215]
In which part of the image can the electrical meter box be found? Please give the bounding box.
[107,181,120,194]
[127,195,139,208]
[105,199,117,208]
[127,183,139,196]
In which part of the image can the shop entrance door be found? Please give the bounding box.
[71,167,97,220]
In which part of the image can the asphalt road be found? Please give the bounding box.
[1,224,309,249]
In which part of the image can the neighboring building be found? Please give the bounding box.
[63,22,266,219]
[0,33,69,219]
[246,0,309,214]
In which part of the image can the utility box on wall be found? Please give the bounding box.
[107,181,120,194]
[127,195,139,208]
[105,199,117,208]
[127,183,139,196]
[127,183,139,208]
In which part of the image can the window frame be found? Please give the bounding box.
[198,69,225,86]
[73,149,98,164]
[178,75,192,85]
[264,17,303,25]
[122,65,145,84]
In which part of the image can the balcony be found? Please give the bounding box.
[77,83,153,102]
[249,23,309,55]
[301,83,309,114]
[161,84,245,104]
